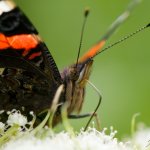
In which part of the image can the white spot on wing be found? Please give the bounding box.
[0,0,16,15]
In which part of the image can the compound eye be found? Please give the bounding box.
[69,67,80,81]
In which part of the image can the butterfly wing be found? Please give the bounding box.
[0,1,63,115]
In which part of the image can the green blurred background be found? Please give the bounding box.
[14,0,150,138]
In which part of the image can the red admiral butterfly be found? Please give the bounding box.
[0,0,148,127]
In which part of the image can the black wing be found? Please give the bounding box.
[0,0,63,116]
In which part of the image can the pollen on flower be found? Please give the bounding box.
[6,110,27,127]
[29,111,34,116]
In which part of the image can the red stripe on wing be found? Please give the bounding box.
[0,33,39,56]
[0,33,10,49]
[28,52,42,60]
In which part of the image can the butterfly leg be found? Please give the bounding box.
[68,112,100,130]
[68,79,101,131]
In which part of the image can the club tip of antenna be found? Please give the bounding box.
[146,23,150,27]
[84,8,90,17]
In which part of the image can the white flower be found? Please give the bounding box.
[131,123,150,149]
[2,127,136,150]
[1,111,150,150]
[7,110,27,127]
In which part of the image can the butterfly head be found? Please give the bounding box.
[69,58,93,87]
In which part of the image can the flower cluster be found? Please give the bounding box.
[0,110,149,150]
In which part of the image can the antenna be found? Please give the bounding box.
[75,8,89,68]
[78,0,142,63]
[93,23,150,58]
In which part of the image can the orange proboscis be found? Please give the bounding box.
[0,33,39,56]
[79,40,106,63]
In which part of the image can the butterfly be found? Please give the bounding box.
[0,0,147,127]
